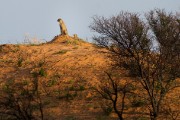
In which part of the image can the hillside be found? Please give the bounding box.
[0,35,179,120]
[0,35,111,86]
[0,35,115,120]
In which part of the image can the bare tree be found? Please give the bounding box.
[95,72,135,120]
[90,10,180,120]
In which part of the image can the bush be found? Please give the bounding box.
[54,50,69,54]
[0,79,44,119]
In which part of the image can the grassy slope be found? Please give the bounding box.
[0,35,179,120]
[0,36,115,120]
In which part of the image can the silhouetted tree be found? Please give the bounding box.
[0,78,44,120]
[90,10,180,120]
[95,72,135,120]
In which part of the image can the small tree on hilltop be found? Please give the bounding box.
[90,10,180,120]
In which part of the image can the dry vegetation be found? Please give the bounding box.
[0,35,179,120]
[0,35,116,120]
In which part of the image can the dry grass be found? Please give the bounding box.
[0,35,179,120]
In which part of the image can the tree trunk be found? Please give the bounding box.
[150,111,158,120]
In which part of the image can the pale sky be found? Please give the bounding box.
[0,0,179,44]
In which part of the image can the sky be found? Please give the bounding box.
[0,0,180,44]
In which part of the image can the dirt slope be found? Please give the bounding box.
[0,35,115,120]
[0,35,179,120]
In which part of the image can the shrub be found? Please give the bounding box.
[54,50,69,55]
[39,68,47,77]
[17,57,23,67]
